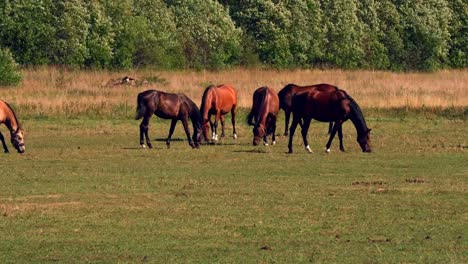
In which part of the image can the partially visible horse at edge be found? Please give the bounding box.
[135,90,202,149]
[247,86,279,146]
[200,84,238,142]
[287,84,372,154]
[0,99,25,154]
[278,84,333,136]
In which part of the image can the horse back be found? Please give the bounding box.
[292,87,349,122]
[202,84,237,114]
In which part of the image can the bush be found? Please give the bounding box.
[0,48,22,86]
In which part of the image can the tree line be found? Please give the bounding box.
[0,0,466,77]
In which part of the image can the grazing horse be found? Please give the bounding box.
[135,90,202,149]
[247,87,279,146]
[0,100,25,154]
[287,84,372,154]
[200,84,237,142]
[278,84,333,136]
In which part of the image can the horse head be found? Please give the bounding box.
[252,124,266,146]
[11,127,25,153]
[357,129,371,153]
[192,123,203,148]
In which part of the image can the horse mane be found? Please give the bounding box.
[200,85,215,118]
[344,92,369,135]
[254,87,269,126]
[278,83,296,97]
[182,94,202,129]
[1,99,21,130]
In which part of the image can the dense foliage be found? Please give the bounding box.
[0,0,466,71]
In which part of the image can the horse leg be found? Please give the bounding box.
[166,119,178,149]
[338,123,345,152]
[325,122,340,153]
[181,118,195,148]
[0,131,9,153]
[301,117,313,153]
[213,111,220,141]
[231,106,237,139]
[209,114,216,141]
[283,110,290,136]
[140,115,152,148]
[328,122,333,135]
[220,115,226,138]
[287,114,300,153]
[271,115,277,145]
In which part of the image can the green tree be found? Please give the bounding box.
[84,0,114,68]
[50,0,90,67]
[167,0,242,69]
[357,0,390,69]
[447,0,467,68]
[399,0,452,70]
[0,48,22,86]
[0,0,55,65]
[226,0,294,67]
[376,0,405,70]
[321,0,365,68]
[285,0,325,67]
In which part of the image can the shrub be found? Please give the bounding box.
[0,48,22,86]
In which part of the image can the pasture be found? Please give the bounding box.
[0,69,467,262]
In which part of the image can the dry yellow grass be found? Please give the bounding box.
[0,67,466,116]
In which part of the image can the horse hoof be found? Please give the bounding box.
[305,145,312,153]
[326,148,331,153]
[263,142,269,146]
[140,144,146,149]
[233,134,237,139]
[272,141,276,145]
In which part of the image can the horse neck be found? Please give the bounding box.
[200,89,213,120]
[2,103,19,133]
[188,102,202,131]
[348,100,368,137]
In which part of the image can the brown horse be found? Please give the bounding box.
[135,90,202,149]
[278,84,333,136]
[0,100,25,154]
[287,84,372,153]
[247,87,279,146]
[200,84,237,142]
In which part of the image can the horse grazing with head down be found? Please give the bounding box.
[135,90,202,149]
[0,100,25,154]
[278,84,333,136]
[200,84,237,142]
[247,86,279,146]
[287,83,372,154]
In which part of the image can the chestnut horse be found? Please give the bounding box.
[135,90,202,149]
[278,84,333,136]
[0,100,25,153]
[200,84,237,142]
[287,84,371,153]
[247,86,279,146]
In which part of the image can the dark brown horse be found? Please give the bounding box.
[135,90,202,149]
[278,84,333,136]
[287,84,372,153]
[200,84,237,142]
[0,99,25,154]
[247,86,279,146]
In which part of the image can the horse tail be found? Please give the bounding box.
[135,92,146,120]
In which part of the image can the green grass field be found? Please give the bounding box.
[0,111,467,263]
